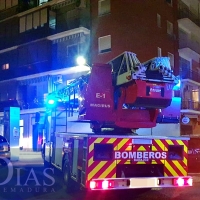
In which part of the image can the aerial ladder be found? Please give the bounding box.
[46,51,180,134]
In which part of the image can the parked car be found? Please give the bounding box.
[0,135,10,165]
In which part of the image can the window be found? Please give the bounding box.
[20,8,48,33]
[119,62,128,75]
[168,145,183,160]
[67,44,78,57]
[157,14,161,27]
[158,47,162,57]
[2,63,9,70]
[94,143,113,161]
[98,35,111,53]
[167,21,173,35]
[39,0,48,5]
[192,89,199,102]
[168,52,174,69]
[49,10,56,29]
[98,0,110,16]
[0,0,18,11]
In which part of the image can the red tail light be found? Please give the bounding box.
[173,178,193,186]
[90,180,114,190]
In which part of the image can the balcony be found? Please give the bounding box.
[182,100,200,111]
[180,69,200,83]
[179,35,200,55]
[178,0,200,27]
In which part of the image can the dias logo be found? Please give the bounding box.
[0,158,55,190]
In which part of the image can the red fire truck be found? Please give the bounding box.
[43,52,192,191]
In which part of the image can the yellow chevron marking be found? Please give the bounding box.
[88,157,94,167]
[107,138,118,150]
[155,140,165,151]
[177,140,187,154]
[88,161,107,181]
[165,160,178,176]
[137,161,146,164]
[183,157,187,165]
[107,138,117,144]
[166,140,174,145]
[125,145,132,151]
[112,173,116,178]
[99,161,116,178]
[118,139,129,150]
[138,146,146,151]
[89,138,104,153]
[152,146,157,151]
[173,161,187,176]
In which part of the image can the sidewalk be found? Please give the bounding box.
[11,150,43,166]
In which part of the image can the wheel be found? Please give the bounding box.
[63,160,74,192]
[0,158,8,166]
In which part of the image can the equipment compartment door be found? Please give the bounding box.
[72,139,79,177]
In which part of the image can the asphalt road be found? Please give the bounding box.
[0,151,199,200]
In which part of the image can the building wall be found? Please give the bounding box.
[91,0,179,73]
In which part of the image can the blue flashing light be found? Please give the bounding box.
[48,99,55,105]
[46,94,57,108]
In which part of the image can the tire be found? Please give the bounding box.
[0,159,8,166]
[63,160,74,192]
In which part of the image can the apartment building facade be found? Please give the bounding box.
[178,0,200,135]
[90,0,200,136]
[0,0,90,149]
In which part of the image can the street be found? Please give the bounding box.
[0,151,200,200]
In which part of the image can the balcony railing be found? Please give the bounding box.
[178,0,200,27]
[179,36,200,55]
[17,97,45,110]
[180,69,200,83]
[182,100,200,111]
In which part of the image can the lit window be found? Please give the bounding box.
[158,47,162,57]
[2,63,9,70]
[157,14,161,27]
[168,52,174,69]
[49,10,56,29]
[167,21,173,35]
[98,35,111,53]
[39,0,48,5]
[98,0,110,16]
[192,89,199,102]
